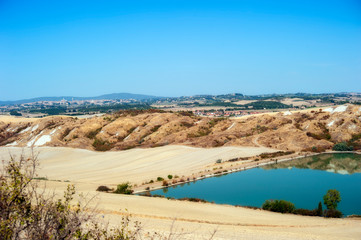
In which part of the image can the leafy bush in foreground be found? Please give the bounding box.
[0,152,140,239]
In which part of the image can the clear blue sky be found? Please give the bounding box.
[1,0,360,100]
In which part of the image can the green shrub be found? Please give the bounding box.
[333,142,353,151]
[262,200,295,213]
[324,209,343,218]
[157,177,164,181]
[178,197,209,203]
[96,185,112,192]
[167,175,173,179]
[294,208,318,216]
[259,151,294,159]
[114,182,133,194]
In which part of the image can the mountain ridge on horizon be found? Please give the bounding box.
[0,93,163,105]
[1,92,360,106]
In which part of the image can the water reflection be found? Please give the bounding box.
[262,153,361,175]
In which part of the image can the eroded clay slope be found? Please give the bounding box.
[1,105,361,152]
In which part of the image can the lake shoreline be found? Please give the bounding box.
[145,152,361,216]
[134,150,361,194]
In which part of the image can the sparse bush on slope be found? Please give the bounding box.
[114,182,133,194]
[333,142,353,151]
[0,151,140,240]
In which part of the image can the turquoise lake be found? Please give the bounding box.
[150,153,361,216]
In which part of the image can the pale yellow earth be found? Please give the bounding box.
[153,106,230,111]
[0,115,39,123]
[92,193,361,240]
[0,114,74,123]
[280,98,314,107]
[0,145,275,189]
[230,106,332,120]
[1,146,360,239]
[36,184,361,240]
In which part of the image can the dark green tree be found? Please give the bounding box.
[9,110,22,116]
[316,201,323,216]
[323,189,341,210]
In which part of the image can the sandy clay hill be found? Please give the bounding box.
[1,105,361,153]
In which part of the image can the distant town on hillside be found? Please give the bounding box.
[1,92,360,118]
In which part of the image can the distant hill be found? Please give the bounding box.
[0,93,162,105]
[85,93,161,101]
